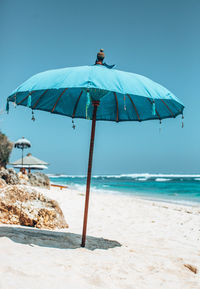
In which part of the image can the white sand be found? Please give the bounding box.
[0,186,199,289]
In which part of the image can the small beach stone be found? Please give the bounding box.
[184,264,198,274]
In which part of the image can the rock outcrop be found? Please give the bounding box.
[0,168,50,189]
[0,178,6,188]
[0,185,68,230]
[0,168,20,185]
[28,172,50,189]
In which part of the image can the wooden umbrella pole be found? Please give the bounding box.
[22,148,24,172]
[81,100,99,247]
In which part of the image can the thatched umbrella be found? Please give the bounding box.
[14,137,31,171]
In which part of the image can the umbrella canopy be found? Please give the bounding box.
[7,61,184,122]
[14,137,31,149]
[7,50,184,247]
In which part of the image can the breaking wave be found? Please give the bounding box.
[155,178,171,182]
[49,173,200,206]
[48,173,200,182]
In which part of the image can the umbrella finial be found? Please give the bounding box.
[95,49,105,65]
[95,49,116,69]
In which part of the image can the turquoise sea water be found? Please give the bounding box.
[49,174,200,206]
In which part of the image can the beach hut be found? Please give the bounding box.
[11,153,48,173]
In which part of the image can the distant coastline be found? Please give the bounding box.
[48,174,200,207]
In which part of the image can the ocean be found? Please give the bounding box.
[49,174,200,206]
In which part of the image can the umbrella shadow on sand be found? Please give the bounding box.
[0,226,121,250]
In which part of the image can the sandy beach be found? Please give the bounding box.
[0,186,199,289]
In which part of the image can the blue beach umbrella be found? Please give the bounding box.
[7,50,184,247]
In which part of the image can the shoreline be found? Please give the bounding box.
[50,181,200,208]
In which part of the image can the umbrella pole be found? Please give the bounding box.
[81,101,99,247]
[22,148,24,173]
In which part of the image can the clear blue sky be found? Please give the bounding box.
[1,0,199,174]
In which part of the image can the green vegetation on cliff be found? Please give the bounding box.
[0,132,13,168]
